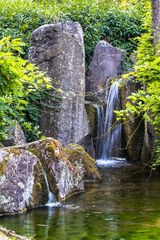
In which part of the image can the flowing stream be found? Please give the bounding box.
[96,81,122,160]
[43,169,59,207]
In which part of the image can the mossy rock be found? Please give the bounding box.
[85,92,103,105]
[64,144,101,182]
[0,226,31,240]
[85,102,98,139]
[0,148,47,215]
[0,138,99,214]
[24,138,85,201]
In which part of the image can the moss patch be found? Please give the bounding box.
[0,159,7,176]
[85,103,97,138]
[64,144,101,181]
[0,151,10,176]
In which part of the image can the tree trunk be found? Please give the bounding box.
[141,1,159,163]
[152,0,160,52]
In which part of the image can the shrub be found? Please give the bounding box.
[0,36,52,141]
[116,1,160,167]
[0,0,144,65]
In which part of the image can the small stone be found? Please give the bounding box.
[2,120,26,147]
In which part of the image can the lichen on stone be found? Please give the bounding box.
[64,144,101,181]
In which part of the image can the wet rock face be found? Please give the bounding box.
[2,121,26,147]
[0,138,100,215]
[86,40,124,101]
[85,102,98,147]
[120,78,144,162]
[29,22,90,147]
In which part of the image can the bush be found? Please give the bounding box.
[116,1,160,167]
[0,36,52,141]
[0,0,147,141]
[0,0,144,65]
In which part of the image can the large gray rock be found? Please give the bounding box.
[25,138,85,201]
[29,22,91,149]
[0,138,100,215]
[0,148,47,215]
[2,121,26,147]
[120,78,144,162]
[86,40,124,101]
[64,144,101,182]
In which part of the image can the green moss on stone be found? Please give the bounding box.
[0,161,7,176]
[0,152,9,176]
[64,144,101,181]
[85,103,97,138]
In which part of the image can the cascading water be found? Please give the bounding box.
[43,170,59,207]
[96,81,122,160]
[96,105,105,158]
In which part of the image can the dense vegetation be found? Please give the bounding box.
[0,0,144,64]
[0,36,52,141]
[117,0,160,167]
[0,0,159,167]
[0,0,146,142]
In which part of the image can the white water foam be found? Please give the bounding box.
[96,158,128,167]
[45,201,61,207]
[42,170,60,207]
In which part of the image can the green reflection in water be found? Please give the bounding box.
[1,162,160,240]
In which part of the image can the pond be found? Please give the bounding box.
[1,159,160,240]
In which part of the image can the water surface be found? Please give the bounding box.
[1,159,160,240]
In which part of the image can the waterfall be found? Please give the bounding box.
[42,170,59,207]
[96,81,122,160]
[96,105,105,159]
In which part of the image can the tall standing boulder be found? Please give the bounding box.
[86,40,124,101]
[29,22,92,151]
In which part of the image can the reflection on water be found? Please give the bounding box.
[1,160,160,240]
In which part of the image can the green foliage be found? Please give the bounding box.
[100,9,143,53]
[120,31,160,125]
[61,2,104,64]
[0,0,144,65]
[0,36,52,142]
[0,0,148,143]
[117,1,160,167]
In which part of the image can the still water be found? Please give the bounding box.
[1,159,160,240]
